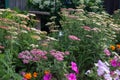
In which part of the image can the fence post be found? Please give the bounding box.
[119,0,120,8]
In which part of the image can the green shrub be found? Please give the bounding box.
[49,8,119,79]
[111,9,120,43]
[0,9,49,79]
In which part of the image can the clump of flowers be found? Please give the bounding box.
[110,56,120,67]
[50,50,70,61]
[18,49,70,80]
[110,44,120,55]
[96,60,110,76]
[86,46,120,80]
[19,49,70,63]
[21,72,38,80]
[66,61,79,80]
[18,49,47,64]
[43,70,52,80]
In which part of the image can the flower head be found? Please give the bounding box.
[68,35,80,41]
[116,44,120,49]
[110,59,117,67]
[71,62,79,74]
[97,60,110,76]
[82,26,91,31]
[33,72,38,78]
[24,73,32,79]
[104,48,111,56]
[66,73,77,80]
[104,73,112,80]
[110,45,115,50]
[43,73,52,80]
[50,50,69,61]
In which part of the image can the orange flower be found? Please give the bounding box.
[24,73,32,79]
[33,72,38,78]
[116,44,120,49]
[44,70,50,75]
[110,45,115,50]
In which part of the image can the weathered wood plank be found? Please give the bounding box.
[29,11,50,15]
[8,0,27,10]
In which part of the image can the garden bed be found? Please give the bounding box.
[0,5,120,80]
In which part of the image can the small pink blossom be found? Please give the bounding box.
[54,53,64,61]
[82,26,91,31]
[110,59,117,67]
[23,59,29,64]
[65,51,70,55]
[66,73,77,80]
[43,73,52,80]
[20,71,25,76]
[91,27,100,32]
[71,62,79,74]
[50,50,70,61]
[104,48,111,56]
[69,35,80,41]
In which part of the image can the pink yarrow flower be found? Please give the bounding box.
[50,50,70,61]
[104,48,111,56]
[69,35,80,41]
[18,49,48,64]
[82,26,91,31]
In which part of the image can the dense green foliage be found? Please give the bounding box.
[112,9,120,44]
[0,0,120,79]
[49,8,120,79]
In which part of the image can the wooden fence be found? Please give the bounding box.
[0,0,5,8]
[104,0,120,14]
[1,0,120,14]
[8,0,27,10]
